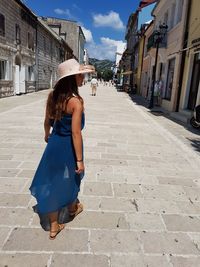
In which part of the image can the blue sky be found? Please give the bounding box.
[24,0,155,60]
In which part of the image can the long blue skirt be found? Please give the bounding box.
[29,133,84,230]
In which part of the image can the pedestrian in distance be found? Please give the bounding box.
[29,59,95,240]
[91,76,98,96]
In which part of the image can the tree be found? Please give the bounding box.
[102,69,113,81]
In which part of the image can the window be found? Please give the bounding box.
[28,32,34,50]
[43,37,46,56]
[164,11,168,26]
[0,60,6,79]
[27,66,34,81]
[0,60,10,80]
[165,58,175,100]
[15,24,21,44]
[0,13,5,37]
[158,63,163,80]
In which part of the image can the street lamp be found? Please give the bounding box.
[148,23,168,109]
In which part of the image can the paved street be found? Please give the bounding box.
[0,83,200,267]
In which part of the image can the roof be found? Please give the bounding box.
[15,0,37,19]
[38,18,62,42]
[38,18,73,52]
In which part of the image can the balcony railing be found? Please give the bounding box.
[147,30,168,50]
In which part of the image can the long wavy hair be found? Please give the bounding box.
[46,75,83,121]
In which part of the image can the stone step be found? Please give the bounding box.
[170,111,192,124]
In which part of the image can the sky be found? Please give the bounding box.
[24,0,155,61]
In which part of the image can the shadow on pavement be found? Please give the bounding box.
[127,92,200,152]
[186,138,200,153]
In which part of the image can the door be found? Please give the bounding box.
[50,71,53,88]
[188,53,200,110]
[15,65,20,95]
[20,65,26,93]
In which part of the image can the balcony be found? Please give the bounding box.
[147,30,168,50]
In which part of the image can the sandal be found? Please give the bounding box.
[49,224,65,240]
[69,203,83,217]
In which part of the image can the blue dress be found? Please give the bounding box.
[29,113,85,229]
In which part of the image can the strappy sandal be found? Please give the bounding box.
[49,224,65,240]
[69,203,83,217]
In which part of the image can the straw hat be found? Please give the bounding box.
[55,58,95,86]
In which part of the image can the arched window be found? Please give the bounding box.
[0,13,5,37]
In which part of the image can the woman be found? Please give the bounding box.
[29,59,95,240]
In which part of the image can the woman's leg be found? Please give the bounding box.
[68,200,77,213]
[68,199,83,217]
[48,211,64,239]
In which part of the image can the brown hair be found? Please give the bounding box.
[46,75,83,121]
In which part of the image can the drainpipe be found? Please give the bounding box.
[175,0,192,112]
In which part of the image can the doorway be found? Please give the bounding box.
[15,65,20,95]
[188,52,200,110]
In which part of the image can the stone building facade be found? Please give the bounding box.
[140,21,155,98]
[36,18,73,90]
[44,17,86,63]
[150,0,189,111]
[0,0,37,97]
[122,12,139,91]
[0,0,74,98]
[178,0,200,118]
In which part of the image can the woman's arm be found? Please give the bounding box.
[44,93,52,142]
[71,98,84,174]
[44,113,51,142]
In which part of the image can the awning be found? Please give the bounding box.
[138,0,157,10]
[122,70,133,75]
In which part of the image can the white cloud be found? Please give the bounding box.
[54,8,77,20]
[81,26,93,43]
[93,11,125,30]
[86,37,126,61]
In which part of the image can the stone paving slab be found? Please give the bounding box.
[90,230,141,253]
[51,254,110,267]
[140,231,199,255]
[169,256,200,267]
[3,228,88,252]
[0,253,50,267]
[110,254,170,267]
[0,84,200,266]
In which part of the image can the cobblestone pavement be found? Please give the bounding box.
[0,83,200,267]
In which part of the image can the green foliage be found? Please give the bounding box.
[89,58,114,80]
[102,69,113,81]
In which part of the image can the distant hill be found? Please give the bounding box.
[89,58,114,72]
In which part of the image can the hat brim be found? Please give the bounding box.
[54,67,95,88]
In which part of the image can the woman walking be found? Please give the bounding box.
[29,59,95,240]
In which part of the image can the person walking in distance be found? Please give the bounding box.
[91,76,98,96]
[29,59,95,240]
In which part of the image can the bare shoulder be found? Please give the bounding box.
[68,97,83,112]
[47,91,53,101]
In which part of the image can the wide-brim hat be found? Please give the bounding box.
[55,58,95,87]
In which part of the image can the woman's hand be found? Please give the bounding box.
[44,134,49,143]
[75,161,85,174]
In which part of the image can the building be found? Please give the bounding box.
[44,17,86,63]
[177,0,200,121]
[121,12,139,92]
[134,23,150,94]
[148,0,189,111]
[83,48,89,65]
[36,18,73,90]
[0,0,74,98]
[0,0,37,97]
[113,42,126,84]
[140,21,155,98]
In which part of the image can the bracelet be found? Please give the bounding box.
[77,159,83,162]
